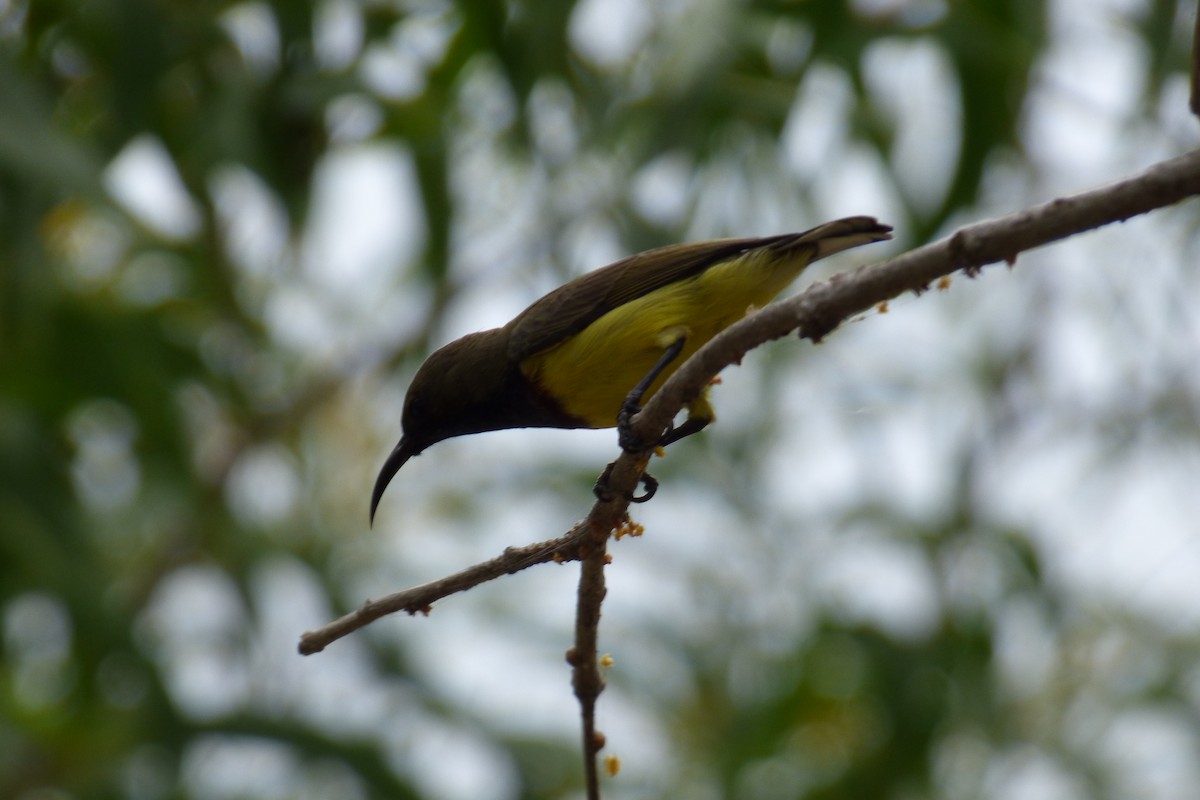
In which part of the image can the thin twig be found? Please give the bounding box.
[298,526,588,654]
[572,532,609,799]
[567,451,652,799]
[298,452,646,657]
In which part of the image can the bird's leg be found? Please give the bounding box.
[595,337,687,506]
[617,336,686,452]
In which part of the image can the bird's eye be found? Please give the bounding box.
[404,393,426,423]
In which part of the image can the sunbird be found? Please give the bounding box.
[371,216,892,522]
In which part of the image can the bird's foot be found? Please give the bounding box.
[617,397,653,453]
[658,416,708,447]
[620,404,709,451]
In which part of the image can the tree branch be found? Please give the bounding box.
[627,148,1200,447]
[301,149,1200,657]
[572,531,609,799]
[298,527,588,655]
[298,458,646,657]
[567,450,651,799]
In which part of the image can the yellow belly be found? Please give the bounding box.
[519,248,808,427]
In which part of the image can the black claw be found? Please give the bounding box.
[593,463,659,504]
[631,473,658,503]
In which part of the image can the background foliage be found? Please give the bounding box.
[2,1,1199,798]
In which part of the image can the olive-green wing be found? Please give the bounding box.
[505,236,772,360]
[505,216,892,361]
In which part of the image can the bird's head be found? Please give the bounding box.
[401,331,515,445]
[370,330,509,523]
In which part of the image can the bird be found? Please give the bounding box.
[370,215,892,523]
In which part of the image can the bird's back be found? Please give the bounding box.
[516,217,891,427]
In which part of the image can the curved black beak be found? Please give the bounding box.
[370,438,417,526]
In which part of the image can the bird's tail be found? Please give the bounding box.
[777,216,893,261]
